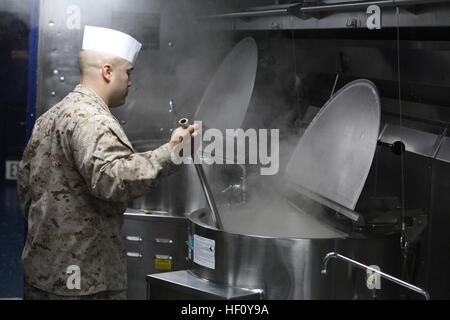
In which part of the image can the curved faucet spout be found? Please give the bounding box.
[321,252,430,300]
[321,252,339,275]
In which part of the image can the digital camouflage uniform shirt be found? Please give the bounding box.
[17,84,176,296]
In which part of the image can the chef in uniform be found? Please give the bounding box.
[17,26,196,299]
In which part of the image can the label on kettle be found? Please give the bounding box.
[193,234,215,269]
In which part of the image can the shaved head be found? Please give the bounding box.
[78,49,134,107]
[78,49,127,75]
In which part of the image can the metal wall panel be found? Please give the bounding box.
[36,0,234,142]
[428,142,450,299]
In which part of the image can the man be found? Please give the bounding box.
[17,26,196,299]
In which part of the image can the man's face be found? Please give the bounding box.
[109,60,134,107]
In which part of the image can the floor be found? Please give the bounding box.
[0,183,25,298]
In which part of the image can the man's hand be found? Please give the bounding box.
[169,123,200,151]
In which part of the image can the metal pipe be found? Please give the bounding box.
[178,118,224,230]
[301,0,394,13]
[321,252,431,300]
[199,0,449,20]
[202,8,288,20]
[193,163,224,230]
[301,0,448,13]
[394,0,450,5]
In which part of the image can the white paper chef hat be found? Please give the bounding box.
[82,25,142,65]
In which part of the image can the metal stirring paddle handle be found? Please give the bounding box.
[178,118,224,230]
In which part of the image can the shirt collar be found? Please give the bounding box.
[73,84,110,112]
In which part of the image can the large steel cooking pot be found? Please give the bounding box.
[130,139,246,216]
[129,139,205,215]
[187,207,401,299]
[130,164,209,216]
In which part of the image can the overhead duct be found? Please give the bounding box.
[199,0,450,20]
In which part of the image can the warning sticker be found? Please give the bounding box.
[155,257,172,270]
[188,234,194,260]
[193,234,215,270]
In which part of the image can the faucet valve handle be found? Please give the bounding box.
[178,118,189,129]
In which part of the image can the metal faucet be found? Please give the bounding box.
[321,252,430,300]
[220,164,247,205]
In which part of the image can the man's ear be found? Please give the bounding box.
[101,64,113,82]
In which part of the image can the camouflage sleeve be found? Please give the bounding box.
[71,114,178,202]
[17,158,31,220]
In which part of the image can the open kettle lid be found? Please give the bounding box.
[286,79,381,212]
